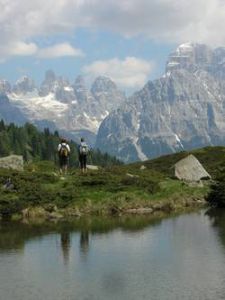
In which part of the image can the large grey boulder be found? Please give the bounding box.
[0,155,24,171]
[174,154,211,182]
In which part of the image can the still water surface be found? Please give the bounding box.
[1,209,225,300]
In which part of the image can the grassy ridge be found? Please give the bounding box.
[2,146,225,219]
[133,146,225,178]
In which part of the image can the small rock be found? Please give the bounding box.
[23,207,47,219]
[126,173,139,178]
[125,208,153,214]
[152,203,163,211]
[140,165,146,170]
[48,212,63,220]
[66,208,82,217]
[3,178,14,190]
[22,208,30,219]
[87,165,99,170]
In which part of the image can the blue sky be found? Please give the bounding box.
[0,0,224,92]
[0,30,175,86]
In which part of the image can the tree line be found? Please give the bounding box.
[0,120,122,167]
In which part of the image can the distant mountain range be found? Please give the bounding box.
[96,43,225,162]
[2,43,225,162]
[0,71,126,144]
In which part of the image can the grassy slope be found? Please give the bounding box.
[1,146,224,218]
[133,146,225,178]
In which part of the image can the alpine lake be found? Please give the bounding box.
[1,208,225,300]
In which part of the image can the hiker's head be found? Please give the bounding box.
[61,138,67,143]
[81,137,84,142]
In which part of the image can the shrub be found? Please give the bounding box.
[206,180,225,207]
[0,192,22,217]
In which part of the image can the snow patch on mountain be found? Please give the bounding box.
[1,72,127,143]
[9,92,69,121]
[133,137,148,161]
[174,134,184,149]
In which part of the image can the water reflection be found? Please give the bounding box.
[80,231,90,257]
[0,214,163,253]
[60,231,71,264]
[1,211,225,300]
[206,208,225,249]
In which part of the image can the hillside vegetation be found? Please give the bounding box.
[1,146,224,220]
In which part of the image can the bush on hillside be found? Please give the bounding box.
[206,180,225,207]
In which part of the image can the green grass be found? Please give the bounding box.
[132,146,225,178]
[1,145,224,217]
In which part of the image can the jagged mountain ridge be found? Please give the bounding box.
[96,43,225,162]
[0,72,126,144]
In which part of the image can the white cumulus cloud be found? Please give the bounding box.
[83,57,154,89]
[37,43,84,58]
[0,41,38,58]
[1,0,225,60]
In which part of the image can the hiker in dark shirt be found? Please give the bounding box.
[78,138,89,173]
[58,138,70,174]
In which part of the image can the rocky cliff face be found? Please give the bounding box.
[96,43,225,162]
[0,72,126,144]
[0,93,27,125]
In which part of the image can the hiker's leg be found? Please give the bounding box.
[81,156,87,174]
[66,157,70,174]
[84,155,87,173]
[59,157,63,174]
[79,155,84,173]
[65,164,68,174]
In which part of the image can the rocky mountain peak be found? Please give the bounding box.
[166,43,213,73]
[91,76,117,94]
[13,76,36,94]
[39,70,62,97]
[0,70,127,145]
[73,75,86,90]
[73,75,89,101]
[96,42,225,162]
[91,76,126,111]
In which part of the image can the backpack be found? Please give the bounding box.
[59,144,69,157]
[79,143,89,155]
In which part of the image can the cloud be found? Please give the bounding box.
[83,57,154,89]
[77,0,225,45]
[0,41,38,60]
[1,0,225,60]
[37,43,84,58]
